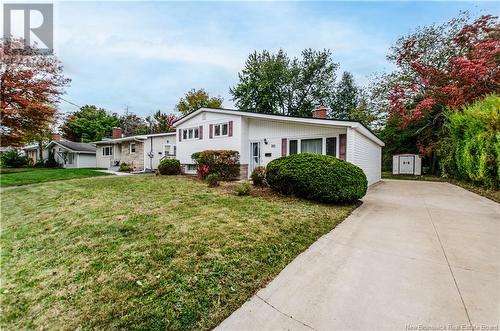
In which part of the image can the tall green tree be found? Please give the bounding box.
[153,110,176,133]
[144,111,177,133]
[328,72,379,127]
[176,89,223,115]
[349,93,379,127]
[119,112,148,136]
[230,49,338,117]
[61,105,119,142]
[330,72,359,119]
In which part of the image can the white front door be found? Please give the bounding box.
[249,142,261,174]
[399,156,414,174]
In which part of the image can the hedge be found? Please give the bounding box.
[266,153,367,203]
[439,94,500,188]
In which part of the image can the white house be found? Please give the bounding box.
[23,144,47,164]
[45,140,97,168]
[94,128,177,171]
[174,106,385,185]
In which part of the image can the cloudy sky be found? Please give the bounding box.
[46,1,499,117]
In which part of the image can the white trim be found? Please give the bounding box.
[287,134,339,157]
[182,127,200,141]
[249,141,261,174]
[174,108,384,147]
[213,122,229,138]
[102,146,113,156]
[93,132,176,144]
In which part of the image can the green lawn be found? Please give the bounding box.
[0,168,109,187]
[0,176,356,330]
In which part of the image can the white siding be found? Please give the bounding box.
[247,118,347,168]
[50,149,96,169]
[173,109,383,182]
[78,154,97,168]
[176,112,243,165]
[96,145,116,168]
[142,134,176,170]
[351,129,382,185]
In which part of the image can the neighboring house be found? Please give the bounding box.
[174,106,385,185]
[23,144,47,164]
[45,140,97,168]
[94,128,177,171]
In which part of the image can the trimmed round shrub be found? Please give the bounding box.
[206,173,220,187]
[158,159,181,175]
[266,154,367,203]
[251,166,266,186]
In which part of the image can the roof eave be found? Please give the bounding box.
[174,107,384,147]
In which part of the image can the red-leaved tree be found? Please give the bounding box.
[1,38,70,146]
[388,14,499,125]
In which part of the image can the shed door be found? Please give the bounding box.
[399,156,414,174]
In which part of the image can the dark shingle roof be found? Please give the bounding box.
[55,141,96,153]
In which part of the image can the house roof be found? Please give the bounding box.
[23,144,40,151]
[46,140,96,153]
[93,132,176,145]
[174,107,384,147]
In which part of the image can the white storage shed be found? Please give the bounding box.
[392,154,422,175]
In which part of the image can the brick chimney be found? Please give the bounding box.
[52,133,62,141]
[312,105,328,119]
[112,127,123,139]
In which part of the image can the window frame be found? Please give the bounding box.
[182,127,199,141]
[300,138,323,155]
[213,122,229,138]
[130,143,136,153]
[102,146,113,157]
[287,136,340,158]
[185,164,197,174]
[289,139,298,155]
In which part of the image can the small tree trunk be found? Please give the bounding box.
[430,150,438,175]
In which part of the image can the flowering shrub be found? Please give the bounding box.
[191,150,240,180]
[197,164,209,179]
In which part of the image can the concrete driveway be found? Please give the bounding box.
[216,180,500,331]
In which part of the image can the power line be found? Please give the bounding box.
[58,97,81,109]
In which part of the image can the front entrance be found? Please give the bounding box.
[399,156,414,174]
[249,142,261,174]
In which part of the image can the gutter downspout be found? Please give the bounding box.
[149,137,153,171]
